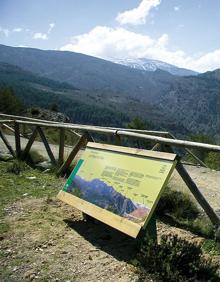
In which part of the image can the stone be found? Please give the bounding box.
[0,153,13,161]
[35,161,52,170]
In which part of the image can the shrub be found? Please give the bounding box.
[205,152,220,170]
[26,149,46,165]
[156,186,199,220]
[31,107,40,115]
[6,160,30,175]
[138,234,219,282]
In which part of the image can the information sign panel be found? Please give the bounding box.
[57,142,176,238]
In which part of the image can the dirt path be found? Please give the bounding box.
[0,197,144,282]
[0,134,74,160]
[169,165,220,213]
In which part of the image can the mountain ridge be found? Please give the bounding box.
[110,57,198,76]
[0,44,220,138]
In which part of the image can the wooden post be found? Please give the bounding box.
[167,133,208,168]
[84,131,95,142]
[114,131,121,146]
[37,126,57,165]
[57,134,87,176]
[176,161,220,227]
[164,145,220,227]
[0,127,15,157]
[107,135,112,144]
[58,127,65,166]
[21,127,38,160]
[151,143,160,151]
[14,122,21,158]
[137,213,157,249]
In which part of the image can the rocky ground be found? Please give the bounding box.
[0,197,143,282]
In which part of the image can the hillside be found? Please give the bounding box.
[0,44,220,137]
[0,63,131,127]
[0,44,175,104]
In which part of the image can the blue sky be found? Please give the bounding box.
[0,0,220,72]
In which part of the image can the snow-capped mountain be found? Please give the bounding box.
[110,58,198,76]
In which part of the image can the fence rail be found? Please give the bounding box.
[0,113,220,232]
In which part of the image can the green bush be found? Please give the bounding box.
[205,152,220,170]
[6,160,30,175]
[27,149,46,165]
[138,234,219,282]
[156,186,199,220]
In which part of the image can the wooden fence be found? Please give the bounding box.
[0,113,220,234]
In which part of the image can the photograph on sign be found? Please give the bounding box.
[59,143,176,231]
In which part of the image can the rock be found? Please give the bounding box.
[25,108,70,123]
[26,176,37,180]
[35,161,52,170]
[0,153,13,161]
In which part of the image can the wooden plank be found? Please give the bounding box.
[114,132,121,146]
[37,126,57,165]
[167,133,207,168]
[0,127,15,157]
[58,128,65,165]
[69,129,82,138]
[87,142,176,161]
[151,143,160,151]
[57,134,87,176]
[0,119,14,123]
[176,161,220,227]
[57,190,141,238]
[117,130,220,153]
[21,127,38,160]
[85,131,95,142]
[164,145,220,227]
[14,122,21,158]
[0,113,169,136]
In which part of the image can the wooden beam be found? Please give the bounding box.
[0,127,15,157]
[0,113,169,136]
[0,119,14,123]
[69,129,82,138]
[37,126,57,165]
[167,133,208,168]
[57,134,87,176]
[176,161,220,227]
[117,130,220,153]
[58,127,65,165]
[114,131,121,146]
[164,145,220,227]
[87,142,176,161]
[14,122,21,158]
[151,143,160,151]
[21,127,38,160]
[84,131,95,142]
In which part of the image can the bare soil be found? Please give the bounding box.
[0,197,143,282]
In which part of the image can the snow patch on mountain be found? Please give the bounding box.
[110,58,198,76]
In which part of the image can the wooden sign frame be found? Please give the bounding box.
[57,142,177,238]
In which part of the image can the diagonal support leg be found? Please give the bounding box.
[57,134,87,177]
[37,126,57,165]
[0,127,15,157]
[176,161,220,227]
[14,122,21,158]
[164,145,220,228]
[21,127,38,161]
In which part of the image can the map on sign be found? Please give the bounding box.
[58,143,176,237]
